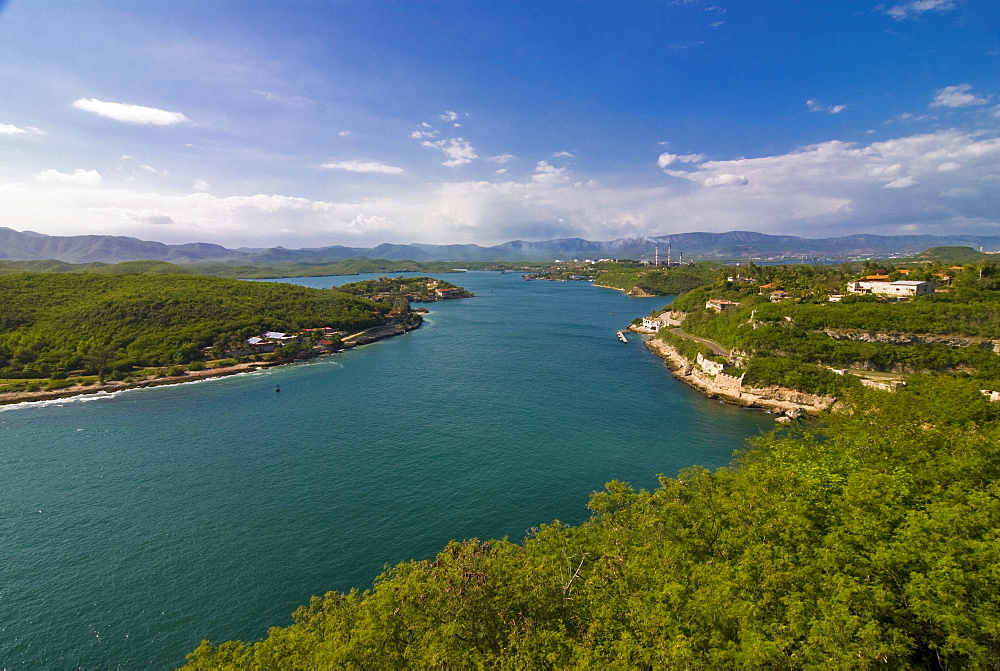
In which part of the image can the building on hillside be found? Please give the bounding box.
[769,290,789,302]
[640,312,683,332]
[847,279,934,299]
[706,298,740,312]
[696,352,726,376]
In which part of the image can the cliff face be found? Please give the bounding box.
[822,328,1000,352]
[645,338,834,416]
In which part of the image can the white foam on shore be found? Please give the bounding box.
[0,360,350,413]
[0,389,127,412]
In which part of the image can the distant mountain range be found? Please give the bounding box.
[2,226,999,264]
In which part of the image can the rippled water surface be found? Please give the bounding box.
[0,272,773,668]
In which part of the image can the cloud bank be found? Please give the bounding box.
[4,128,998,248]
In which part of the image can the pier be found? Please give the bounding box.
[617,330,629,343]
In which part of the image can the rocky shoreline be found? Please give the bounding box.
[0,320,421,407]
[643,336,835,419]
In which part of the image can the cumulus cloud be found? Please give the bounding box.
[421,137,477,167]
[703,173,748,187]
[884,0,955,21]
[931,84,990,108]
[657,152,704,169]
[489,154,515,164]
[532,160,570,184]
[321,160,404,174]
[440,110,459,122]
[0,123,26,135]
[806,99,846,114]
[33,168,103,186]
[193,180,211,192]
[72,98,190,125]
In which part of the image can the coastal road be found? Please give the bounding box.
[668,328,730,357]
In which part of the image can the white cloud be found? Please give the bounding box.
[193,180,211,192]
[0,123,26,135]
[931,84,990,108]
[885,0,955,20]
[883,176,917,188]
[4,129,1000,249]
[440,110,459,122]
[321,160,403,174]
[33,168,103,186]
[806,99,846,114]
[657,152,704,169]
[703,173,748,187]
[489,154,515,164]
[338,130,352,137]
[411,129,439,140]
[72,98,190,125]
[421,137,477,167]
[552,151,575,158]
[532,161,570,184]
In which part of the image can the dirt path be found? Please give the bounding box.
[668,328,730,357]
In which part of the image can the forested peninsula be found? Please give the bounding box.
[0,271,469,404]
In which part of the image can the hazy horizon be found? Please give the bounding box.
[1,1,997,249]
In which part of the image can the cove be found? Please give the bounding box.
[0,271,774,668]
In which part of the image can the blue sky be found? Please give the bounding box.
[0,0,997,249]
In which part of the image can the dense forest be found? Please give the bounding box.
[593,262,718,296]
[185,376,1000,668]
[335,276,474,301]
[0,272,387,384]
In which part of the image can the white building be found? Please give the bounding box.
[847,279,934,298]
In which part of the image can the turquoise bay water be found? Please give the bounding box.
[0,272,773,668]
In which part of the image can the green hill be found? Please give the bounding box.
[910,245,991,263]
[0,273,387,380]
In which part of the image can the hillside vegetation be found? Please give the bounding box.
[661,260,1000,395]
[185,377,1000,668]
[0,273,386,382]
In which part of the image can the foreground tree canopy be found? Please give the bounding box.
[185,376,1000,668]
